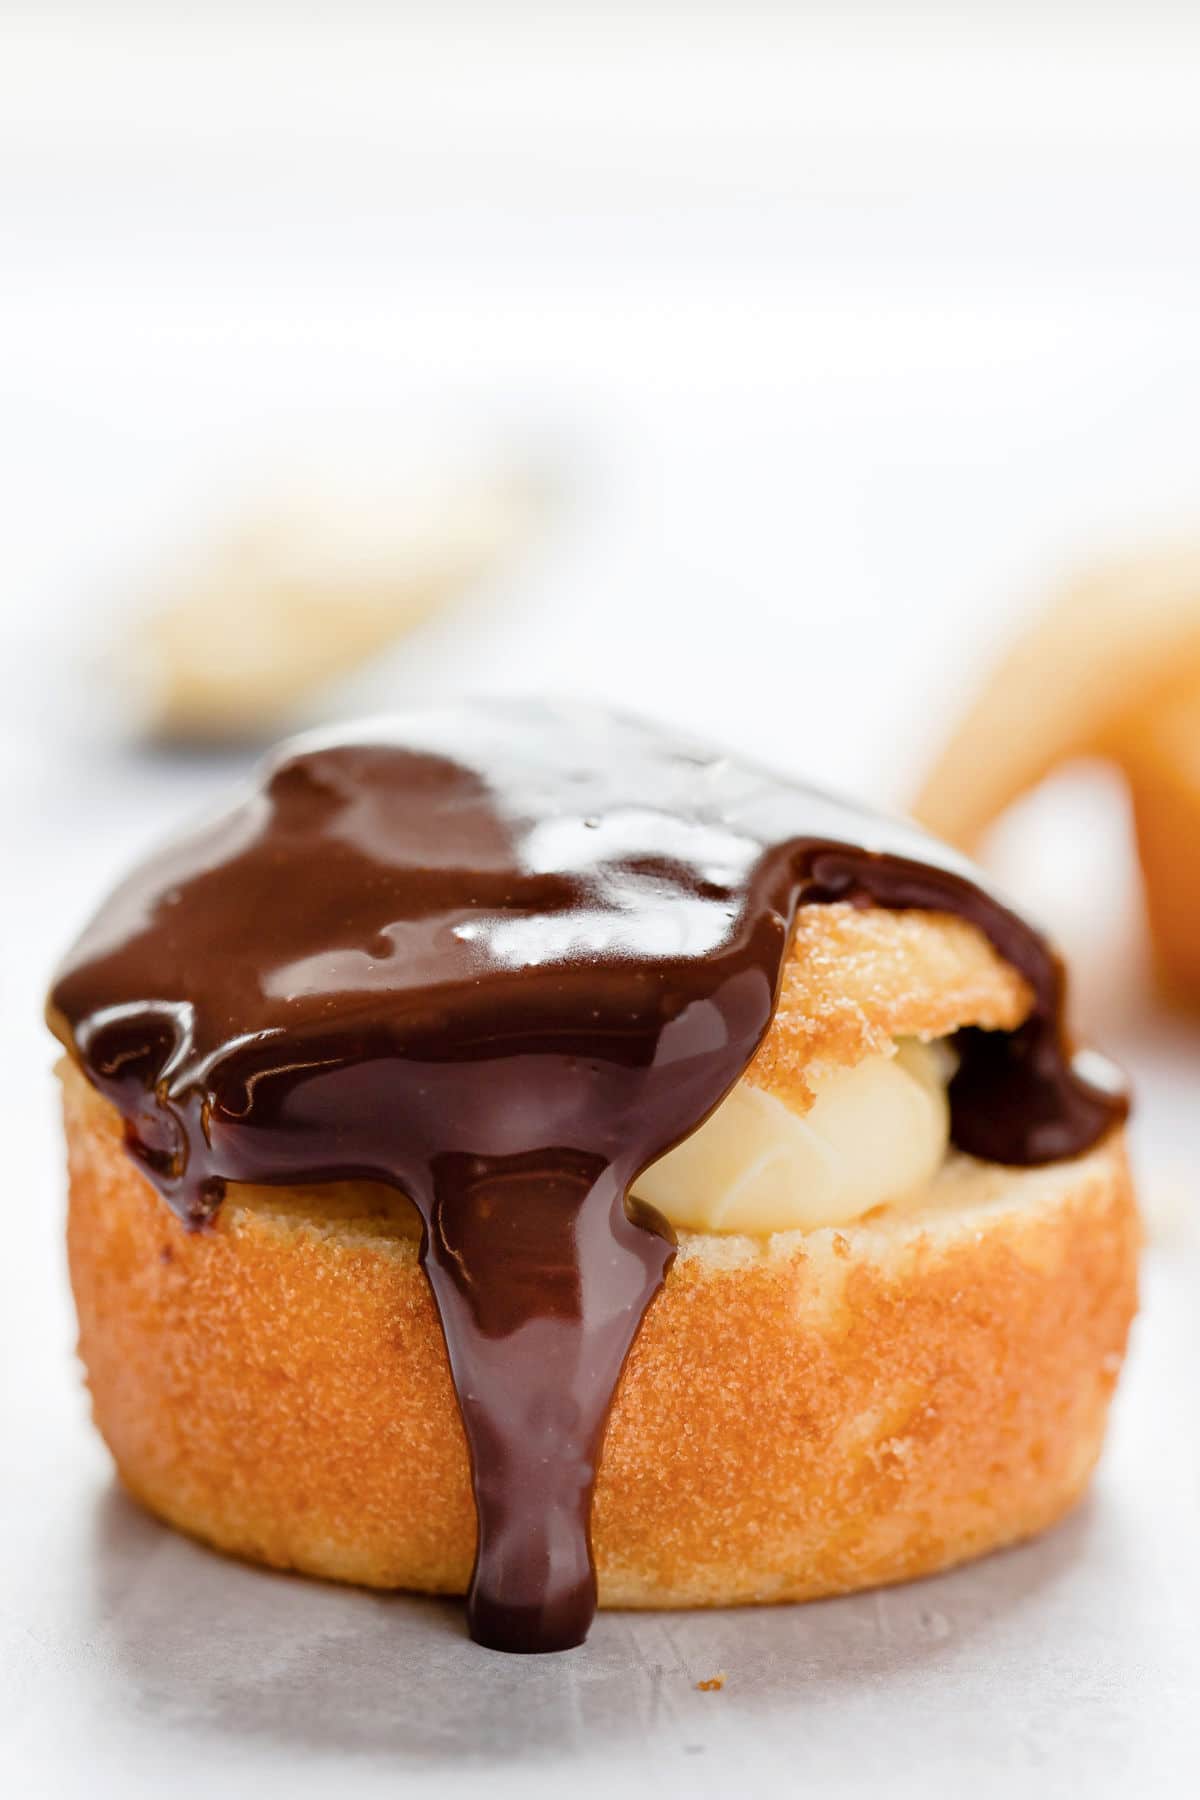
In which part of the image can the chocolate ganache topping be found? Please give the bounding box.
[48,701,1127,1653]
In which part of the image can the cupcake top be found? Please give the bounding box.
[47,700,1127,1652]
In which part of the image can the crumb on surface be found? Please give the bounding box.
[696,1673,726,1692]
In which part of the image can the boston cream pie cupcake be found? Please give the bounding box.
[47,703,1137,1653]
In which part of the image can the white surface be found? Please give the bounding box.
[3,5,1200,1795]
[1,1268,1197,1799]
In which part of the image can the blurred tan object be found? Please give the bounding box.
[913,542,1200,1006]
[913,543,1200,849]
[1118,686,1200,1002]
[125,468,545,741]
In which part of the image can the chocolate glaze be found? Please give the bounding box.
[47,702,1127,1653]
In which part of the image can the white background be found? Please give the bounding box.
[2,4,1199,1795]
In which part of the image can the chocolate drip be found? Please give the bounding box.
[47,702,1127,1653]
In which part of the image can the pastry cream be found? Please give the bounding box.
[635,1039,952,1234]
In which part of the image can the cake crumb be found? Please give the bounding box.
[696,1673,725,1692]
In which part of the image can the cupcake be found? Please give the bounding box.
[48,702,1137,1652]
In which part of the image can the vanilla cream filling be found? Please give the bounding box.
[635,1038,953,1235]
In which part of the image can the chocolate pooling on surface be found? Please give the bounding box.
[47,702,1127,1653]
